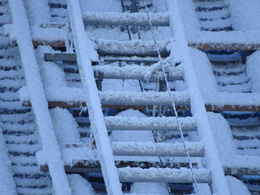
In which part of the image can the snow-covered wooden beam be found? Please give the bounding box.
[189,30,260,51]
[91,65,183,81]
[83,12,169,26]
[40,158,260,177]
[63,142,204,157]
[9,1,72,195]
[112,142,204,157]
[104,116,196,131]
[66,0,122,194]
[95,39,170,57]
[45,53,159,63]
[20,87,190,108]
[20,86,260,111]
[5,25,260,51]
[168,0,231,194]
[118,167,210,183]
[44,58,184,81]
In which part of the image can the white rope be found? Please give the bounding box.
[145,9,200,193]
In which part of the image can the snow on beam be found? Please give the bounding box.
[82,12,169,26]
[205,92,260,112]
[112,141,204,157]
[9,1,72,195]
[118,167,210,183]
[20,86,260,111]
[66,0,122,194]
[95,39,170,57]
[44,53,159,63]
[104,116,196,131]
[63,142,204,157]
[20,87,190,107]
[92,65,184,81]
[6,26,260,51]
[188,30,260,51]
[168,0,231,195]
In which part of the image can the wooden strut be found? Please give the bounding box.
[40,161,260,177]
[8,1,72,195]
[22,100,260,112]
[6,35,260,51]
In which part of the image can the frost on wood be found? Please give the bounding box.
[118,167,210,183]
[105,116,196,131]
[19,87,190,106]
[83,12,169,26]
[8,0,72,194]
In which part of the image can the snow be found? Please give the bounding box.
[227,0,260,30]
[131,183,169,195]
[226,176,250,195]
[19,86,190,106]
[167,0,231,194]
[247,51,260,92]
[50,108,80,146]
[40,62,67,87]
[105,115,196,131]
[118,167,210,183]
[82,12,169,26]
[111,109,170,193]
[0,126,17,195]
[178,0,200,32]
[188,30,260,46]
[191,48,218,98]
[68,174,96,195]
[66,0,122,194]
[80,0,121,12]
[207,113,236,161]
[24,0,50,26]
[9,0,72,194]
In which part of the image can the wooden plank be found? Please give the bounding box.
[40,161,260,176]
[82,12,169,26]
[168,1,231,194]
[9,1,72,195]
[66,0,122,194]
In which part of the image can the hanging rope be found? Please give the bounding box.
[145,8,200,193]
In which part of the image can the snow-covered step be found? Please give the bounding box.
[104,116,196,131]
[118,167,210,183]
[189,30,260,50]
[20,88,190,108]
[65,141,204,157]
[60,63,184,81]
[111,141,204,157]
[82,12,169,26]
[45,53,159,63]
[95,39,170,57]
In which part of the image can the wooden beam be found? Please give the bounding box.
[40,160,260,176]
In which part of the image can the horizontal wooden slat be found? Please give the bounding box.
[20,87,190,107]
[64,142,204,157]
[20,86,260,111]
[83,12,169,26]
[6,27,260,51]
[118,167,210,183]
[104,116,196,131]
